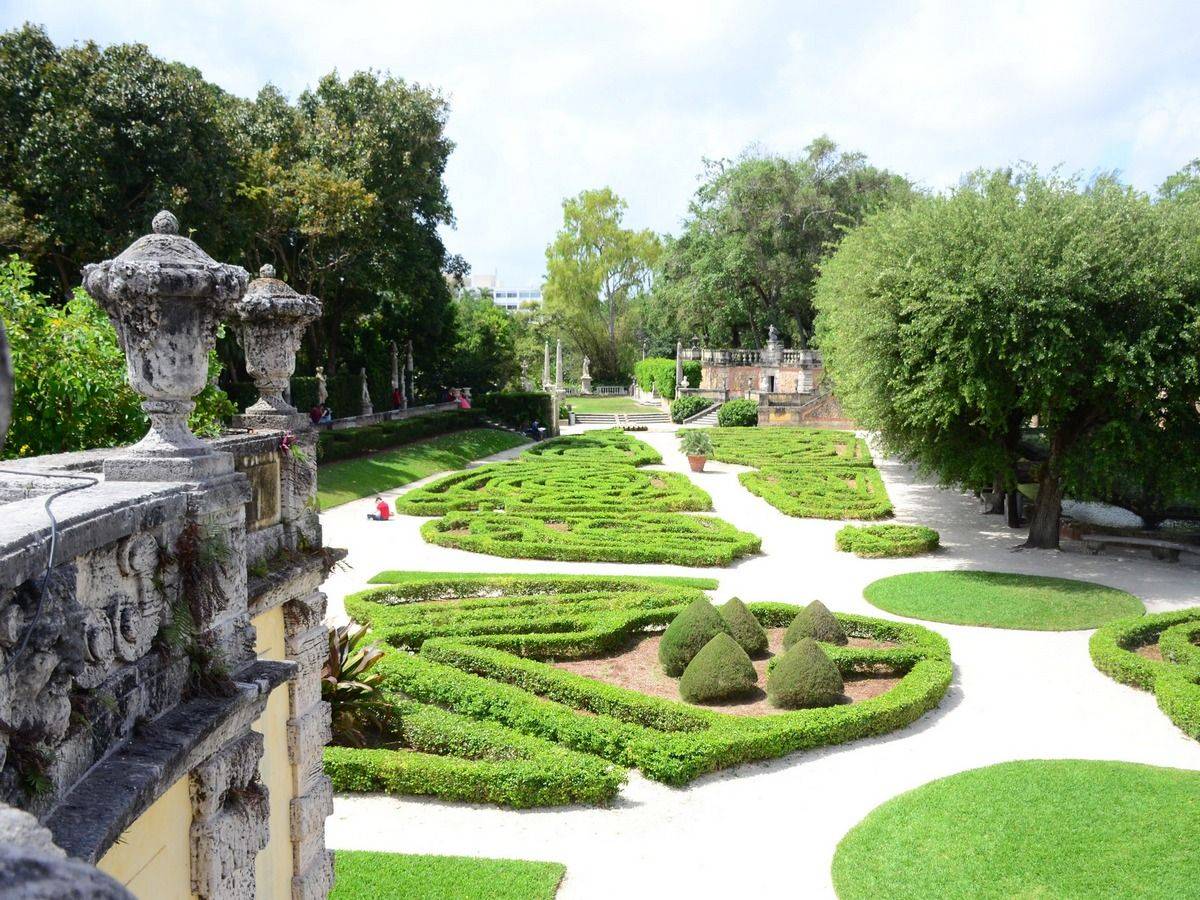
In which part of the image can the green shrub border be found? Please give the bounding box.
[341,574,953,789]
[1089,608,1200,740]
[318,410,486,463]
[835,524,940,558]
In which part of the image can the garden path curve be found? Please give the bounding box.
[320,425,1200,899]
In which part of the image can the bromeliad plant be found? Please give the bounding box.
[323,621,392,747]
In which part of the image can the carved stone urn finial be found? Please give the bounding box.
[82,210,249,481]
[231,265,322,430]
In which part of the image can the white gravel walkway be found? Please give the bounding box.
[321,426,1200,899]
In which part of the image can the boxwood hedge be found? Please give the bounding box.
[333,573,953,800]
[689,426,893,519]
[835,524,940,558]
[399,429,760,566]
[1089,607,1200,740]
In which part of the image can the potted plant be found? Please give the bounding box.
[680,429,714,473]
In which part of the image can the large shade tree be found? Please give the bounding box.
[542,188,661,381]
[646,138,911,350]
[815,168,1200,549]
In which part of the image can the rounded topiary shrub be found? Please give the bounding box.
[784,600,848,648]
[717,398,759,427]
[767,638,844,709]
[719,597,768,656]
[659,598,729,676]
[671,395,711,423]
[679,633,758,703]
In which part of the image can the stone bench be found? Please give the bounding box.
[1079,533,1193,562]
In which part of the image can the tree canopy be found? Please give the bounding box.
[814,167,1200,547]
[542,188,661,381]
[646,138,911,350]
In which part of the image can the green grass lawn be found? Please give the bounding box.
[832,759,1200,899]
[332,850,565,900]
[863,570,1143,630]
[565,395,654,414]
[317,428,528,509]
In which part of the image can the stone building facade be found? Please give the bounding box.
[0,214,338,898]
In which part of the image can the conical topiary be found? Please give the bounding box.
[719,597,768,657]
[659,598,729,676]
[679,633,758,703]
[783,600,847,649]
[766,638,844,709]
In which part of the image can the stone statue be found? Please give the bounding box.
[390,341,400,390]
[520,360,530,391]
[360,367,373,416]
[768,323,779,344]
[315,366,327,405]
[580,355,593,395]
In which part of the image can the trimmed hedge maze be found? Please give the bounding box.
[327,573,953,807]
[397,429,761,565]
[695,427,893,519]
[1090,607,1200,740]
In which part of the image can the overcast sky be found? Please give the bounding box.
[4,0,1199,286]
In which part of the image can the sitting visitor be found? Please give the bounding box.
[525,419,543,441]
[309,404,323,424]
[367,496,390,521]
[457,390,471,410]
[318,405,333,424]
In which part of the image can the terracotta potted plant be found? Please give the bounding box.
[680,429,714,473]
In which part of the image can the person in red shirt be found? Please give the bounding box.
[367,496,390,521]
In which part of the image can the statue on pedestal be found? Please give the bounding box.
[580,355,593,394]
[360,367,373,416]
[315,366,327,406]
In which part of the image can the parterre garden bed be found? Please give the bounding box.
[693,426,894,519]
[1089,607,1200,739]
[396,429,761,565]
[332,850,565,900]
[325,572,953,807]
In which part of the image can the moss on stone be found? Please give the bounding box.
[679,633,758,703]
[767,638,844,709]
[719,597,768,657]
[658,598,729,676]
[784,600,848,648]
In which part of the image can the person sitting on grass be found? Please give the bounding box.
[525,419,542,441]
[367,496,390,521]
[318,405,333,424]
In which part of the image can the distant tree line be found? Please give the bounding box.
[0,23,469,396]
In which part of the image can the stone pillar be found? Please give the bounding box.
[189,732,269,900]
[554,340,563,390]
[405,340,414,409]
[390,341,399,399]
[520,360,530,391]
[542,341,550,389]
[231,265,322,432]
[82,211,248,482]
[675,342,684,398]
[359,368,373,417]
[283,592,334,900]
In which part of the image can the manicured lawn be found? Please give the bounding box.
[332,850,565,900]
[832,759,1200,899]
[566,395,653,414]
[316,428,528,508]
[864,570,1143,630]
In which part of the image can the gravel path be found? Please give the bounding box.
[320,426,1200,899]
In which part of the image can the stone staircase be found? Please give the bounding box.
[682,403,722,428]
[575,411,670,426]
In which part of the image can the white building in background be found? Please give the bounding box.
[468,272,542,312]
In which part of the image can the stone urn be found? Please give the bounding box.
[232,264,322,430]
[83,211,248,481]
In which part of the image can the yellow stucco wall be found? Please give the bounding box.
[97,604,295,900]
[97,774,194,899]
[253,603,296,900]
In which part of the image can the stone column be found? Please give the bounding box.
[554,340,563,390]
[83,211,248,482]
[231,265,322,432]
[390,341,400,398]
[542,341,550,389]
[675,342,684,398]
[405,340,414,409]
[283,592,334,900]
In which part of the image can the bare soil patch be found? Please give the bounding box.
[552,628,901,716]
[1134,641,1163,661]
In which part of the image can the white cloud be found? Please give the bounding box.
[6,0,1199,283]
